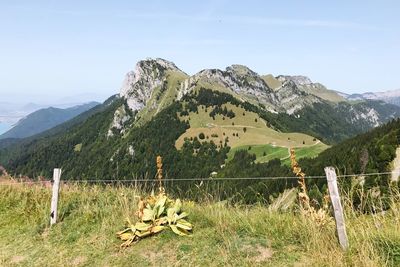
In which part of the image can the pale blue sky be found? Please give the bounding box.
[0,0,399,103]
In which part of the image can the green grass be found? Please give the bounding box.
[1,182,400,266]
[176,103,326,151]
[227,144,289,163]
[293,143,328,158]
[227,143,328,164]
[282,143,329,165]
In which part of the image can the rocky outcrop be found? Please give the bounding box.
[107,104,132,137]
[109,58,186,135]
[179,66,322,114]
[348,105,380,127]
[276,75,313,86]
[120,58,183,111]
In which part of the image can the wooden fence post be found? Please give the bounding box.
[324,167,349,250]
[50,168,62,226]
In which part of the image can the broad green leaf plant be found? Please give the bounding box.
[117,194,193,247]
[117,156,193,247]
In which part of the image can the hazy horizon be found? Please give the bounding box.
[1,1,400,103]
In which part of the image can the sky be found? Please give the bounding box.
[0,0,399,104]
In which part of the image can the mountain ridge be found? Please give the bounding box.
[112,58,400,137]
[0,102,99,140]
[342,88,400,106]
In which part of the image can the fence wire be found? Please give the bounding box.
[0,170,398,186]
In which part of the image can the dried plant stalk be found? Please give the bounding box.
[156,156,165,194]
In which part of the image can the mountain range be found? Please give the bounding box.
[340,89,400,106]
[0,102,99,140]
[0,58,399,181]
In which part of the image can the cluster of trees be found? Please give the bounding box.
[301,119,400,176]
[209,106,235,119]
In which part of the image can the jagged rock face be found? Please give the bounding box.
[277,75,313,86]
[107,104,131,137]
[178,66,278,112]
[179,66,321,114]
[120,58,182,111]
[344,104,380,127]
[272,79,323,114]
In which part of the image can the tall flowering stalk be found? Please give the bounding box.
[289,148,333,227]
[156,155,165,195]
[290,148,310,210]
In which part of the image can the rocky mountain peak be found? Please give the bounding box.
[119,58,184,111]
[226,64,258,77]
[179,65,323,114]
[277,75,313,86]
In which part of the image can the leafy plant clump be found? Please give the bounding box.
[117,193,193,247]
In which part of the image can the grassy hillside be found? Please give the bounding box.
[176,102,328,163]
[1,182,400,266]
[227,144,288,163]
[227,142,328,165]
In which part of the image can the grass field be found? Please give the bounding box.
[176,103,328,163]
[227,144,289,162]
[290,143,328,159]
[227,143,329,164]
[1,181,399,266]
[176,103,325,151]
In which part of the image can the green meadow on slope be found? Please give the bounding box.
[1,183,399,267]
[176,103,328,163]
[227,142,328,165]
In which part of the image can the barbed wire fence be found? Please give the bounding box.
[1,167,399,250]
[0,170,398,185]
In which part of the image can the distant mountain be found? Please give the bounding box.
[1,58,400,180]
[0,95,106,126]
[341,89,400,107]
[0,102,99,139]
[0,102,46,125]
